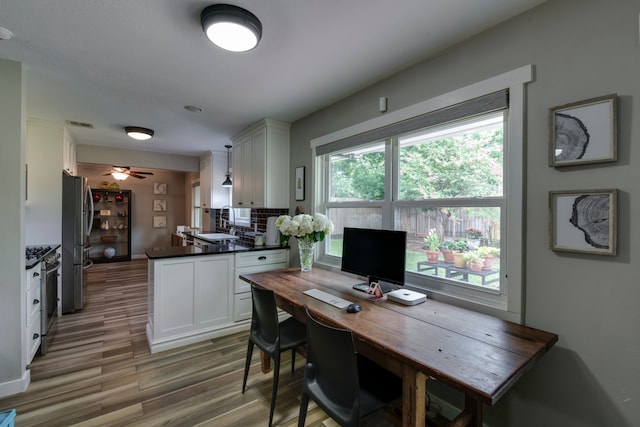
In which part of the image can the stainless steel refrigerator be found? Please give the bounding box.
[62,172,94,313]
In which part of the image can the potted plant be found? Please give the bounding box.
[465,227,483,250]
[423,229,440,264]
[450,240,468,267]
[438,240,457,263]
[476,246,499,270]
[463,251,484,272]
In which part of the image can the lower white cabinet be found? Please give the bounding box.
[146,249,288,353]
[25,266,42,365]
[233,249,288,321]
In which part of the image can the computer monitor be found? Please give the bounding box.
[341,227,407,293]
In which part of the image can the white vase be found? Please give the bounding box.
[298,239,315,272]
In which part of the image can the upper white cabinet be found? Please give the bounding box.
[62,128,76,176]
[200,154,212,230]
[231,119,290,208]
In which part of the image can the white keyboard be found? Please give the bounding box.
[303,289,353,309]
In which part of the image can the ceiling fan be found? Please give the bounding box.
[103,166,154,180]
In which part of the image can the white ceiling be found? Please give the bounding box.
[0,0,546,158]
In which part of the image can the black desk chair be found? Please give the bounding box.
[242,284,306,427]
[298,307,402,427]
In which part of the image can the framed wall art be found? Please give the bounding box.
[549,189,617,255]
[549,94,617,167]
[153,199,166,212]
[153,216,167,228]
[153,182,167,195]
[295,166,305,201]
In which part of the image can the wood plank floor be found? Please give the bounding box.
[0,260,401,426]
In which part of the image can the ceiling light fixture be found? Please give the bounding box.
[222,145,233,187]
[111,172,129,181]
[201,4,262,52]
[125,126,154,141]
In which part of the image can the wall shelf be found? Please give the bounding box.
[90,189,132,263]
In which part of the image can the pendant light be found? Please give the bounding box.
[222,145,233,187]
[201,4,262,52]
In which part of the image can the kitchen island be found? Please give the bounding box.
[145,242,288,353]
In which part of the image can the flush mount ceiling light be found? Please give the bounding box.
[125,126,154,141]
[201,4,262,52]
[222,144,233,187]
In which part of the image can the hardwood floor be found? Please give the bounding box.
[0,260,400,426]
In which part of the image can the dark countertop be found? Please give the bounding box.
[26,243,61,270]
[145,242,287,260]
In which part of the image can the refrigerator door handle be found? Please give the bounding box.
[83,259,93,270]
[86,184,94,237]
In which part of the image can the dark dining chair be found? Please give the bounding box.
[298,307,402,427]
[242,284,306,427]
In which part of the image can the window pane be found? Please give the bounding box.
[325,207,383,256]
[399,113,504,200]
[397,206,501,289]
[329,141,386,202]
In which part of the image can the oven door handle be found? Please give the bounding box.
[83,259,93,270]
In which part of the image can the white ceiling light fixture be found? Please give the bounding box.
[125,126,154,141]
[222,144,233,187]
[111,172,129,181]
[201,4,262,52]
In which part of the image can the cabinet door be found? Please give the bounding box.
[250,127,267,207]
[196,256,232,327]
[232,137,247,207]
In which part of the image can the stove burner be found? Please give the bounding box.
[26,245,57,268]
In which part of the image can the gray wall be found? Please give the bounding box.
[289,0,639,425]
[0,59,26,393]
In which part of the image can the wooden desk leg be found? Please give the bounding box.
[260,350,270,373]
[402,365,427,427]
[465,395,483,427]
[451,395,482,427]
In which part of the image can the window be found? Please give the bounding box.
[192,184,202,229]
[312,66,531,321]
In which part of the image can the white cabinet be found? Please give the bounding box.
[145,248,289,353]
[25,266,42,365]
[62,128,76,176]
[231,119,290,208]
[233,249,288,321]
[148,254,233,343]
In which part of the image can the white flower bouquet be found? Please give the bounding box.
[275,213,334,246]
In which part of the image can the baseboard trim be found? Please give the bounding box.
[0,369,30,399]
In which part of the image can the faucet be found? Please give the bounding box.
[221,205,236,235]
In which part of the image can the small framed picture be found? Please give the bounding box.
[549,94,617,167]
[549,189,617,255]
[153,199,167,212]
[153,216,167,228]
[295,166,305,201]
[153,182,167,195]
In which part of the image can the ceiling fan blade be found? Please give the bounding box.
[130,171,154,175]
[129,173,147,179]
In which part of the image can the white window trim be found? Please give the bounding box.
[310,65,532,323]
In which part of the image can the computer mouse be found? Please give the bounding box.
[346,303,361,313]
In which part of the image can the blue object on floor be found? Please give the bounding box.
[0,409,16,427]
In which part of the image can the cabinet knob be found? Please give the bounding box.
[258,256,267,261]
[33,333,40,340]
[33,272,40,277]
[33,299,39,305]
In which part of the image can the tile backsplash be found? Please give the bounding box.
[210,208,289,246]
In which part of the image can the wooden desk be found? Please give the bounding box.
[239,268,557,427]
